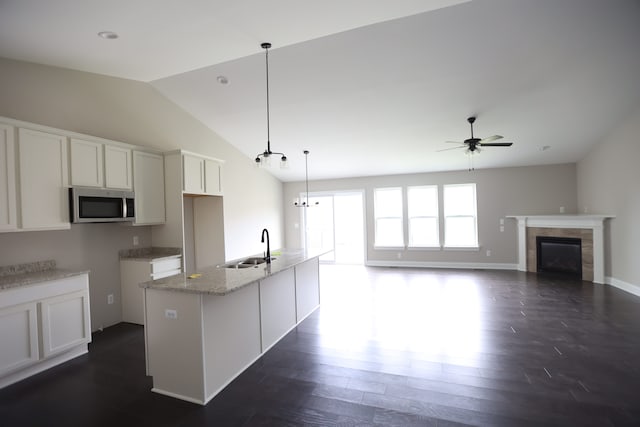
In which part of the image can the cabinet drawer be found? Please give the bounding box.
[151,257,181,275]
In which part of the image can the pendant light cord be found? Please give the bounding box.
[264,44,271,154]
[305,150,310,205]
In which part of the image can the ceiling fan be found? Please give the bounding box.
[440,117,513,154]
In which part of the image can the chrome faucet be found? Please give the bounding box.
[261,228,271,264]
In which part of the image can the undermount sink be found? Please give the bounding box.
[221,256,276,269]
[240,257,267,265]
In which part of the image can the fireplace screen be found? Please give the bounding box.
[536,236,582,278]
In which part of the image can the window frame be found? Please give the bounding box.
[373,187,404,248]
[443,183,479,249]
[407,185,440,249]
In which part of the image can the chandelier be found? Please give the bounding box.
[294,150,318,207]
[255,42,287,168]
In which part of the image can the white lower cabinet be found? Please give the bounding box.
[121,256,182,325]
[0,301,39,376]
[259,269,296,352]
[295,258,320,322]
[39,289,91,358]
[0,274,91,389]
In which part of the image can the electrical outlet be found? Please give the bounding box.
[165,309,178,320]
[500,218,505,225]
[486,250,492,257]
[397,252,402,259]
[500,226,504,232]
[559,206,565,214]
[107,294,114,305]
[133,235,139,246]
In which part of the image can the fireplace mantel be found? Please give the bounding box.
[506,215,615,284]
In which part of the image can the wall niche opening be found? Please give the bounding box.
[536,236,582,279]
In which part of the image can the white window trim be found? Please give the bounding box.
[407,185,439,249]
[373,187,404,248]
[443,183,478,248]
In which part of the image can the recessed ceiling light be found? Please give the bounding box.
[98,31,119,40]
[217,76,229,85]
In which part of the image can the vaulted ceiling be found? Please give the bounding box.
[2,0,639,181]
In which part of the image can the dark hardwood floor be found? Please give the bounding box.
[2,265,640,426]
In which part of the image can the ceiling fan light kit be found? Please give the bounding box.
[439,116,514,170]
[442,116,514,152]
[255,42,288,169]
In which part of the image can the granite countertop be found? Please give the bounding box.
[119,247,182,261]
[140,248,326,296]
[0,260,89,291]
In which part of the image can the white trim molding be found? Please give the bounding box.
[366,260,517,270]
[506,215,615,284]
[606,276,640,298]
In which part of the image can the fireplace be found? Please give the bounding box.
[536,236,582,278]
[507,215,614,284]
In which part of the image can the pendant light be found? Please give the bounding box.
[294,150,319,207]
[255,42,288,168]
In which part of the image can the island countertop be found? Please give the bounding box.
[139,248,326,296]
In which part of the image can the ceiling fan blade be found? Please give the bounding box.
[444,140,464,144]
[479,135,503,143]
[479,142,513,147]
[437,146,465,152]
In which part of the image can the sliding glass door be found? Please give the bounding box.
[302,191,365,264]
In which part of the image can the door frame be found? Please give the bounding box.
[299,189,367,264]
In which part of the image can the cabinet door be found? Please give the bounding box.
[39,290,91,358]
[18,128,70,230]
[0,302,39,376]
[295,258,320,322]
[259,269,296,352]
[105,145,132,190]
[70,138,103,187]
[133,151,165,225]
[183,154,204,194]
[204,159,222,195]
[0,123,17,231]
[120,260,152,325]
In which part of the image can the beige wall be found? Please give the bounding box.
[284,163,577,266]
[0,57,284,330]
[577,107,640,292]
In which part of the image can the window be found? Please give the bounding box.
[374,187,403,247]
[407,186,439,247]
[443,183,478,247]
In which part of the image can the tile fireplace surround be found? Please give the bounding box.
[507,215,614,284]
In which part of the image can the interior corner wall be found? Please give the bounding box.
[284,163,577,267]
[0,57,284,330]
[577,107,640,293]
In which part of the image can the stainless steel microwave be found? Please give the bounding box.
[69,187,135,223]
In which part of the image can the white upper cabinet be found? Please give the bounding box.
[182,153,223,196]
[17,128,70,231]
[183,153,204,194]
[70,138,132,190]
[70,138,103,187]
[0,123,17,231]
[133,150,165,225]
[104,145,132,190]
[204,159,222,196]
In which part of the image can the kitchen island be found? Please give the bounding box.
[140,249,323,405]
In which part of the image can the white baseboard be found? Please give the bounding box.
[365,260,517,270]
[606,276,640,297]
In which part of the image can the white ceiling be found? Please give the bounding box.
[2,0,640,182]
